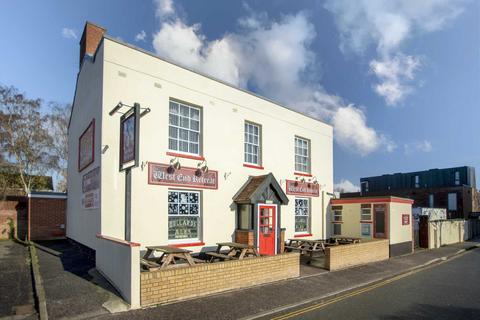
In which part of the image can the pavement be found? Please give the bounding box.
[4,239,477,320]
[95,239,480,320]
[0,240,36,319]
[267,247,480,319]
[33,240,128,320]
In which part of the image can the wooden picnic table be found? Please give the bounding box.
[206,242,260,262]
[142,245,196,269]
[329,236,362,244]
[284,239,339,263]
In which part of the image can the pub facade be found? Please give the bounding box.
[67,22,334,256]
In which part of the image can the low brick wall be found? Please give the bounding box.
[30,197,66,240]
[141,252,300,306]
[325,239,389,271]
[0,197,27,240]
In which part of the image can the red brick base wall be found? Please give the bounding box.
[0,197,27,240]
[29,198,66,240]
[235,229,254,246]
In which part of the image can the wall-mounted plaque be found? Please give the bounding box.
[78,119,95,172]
[285,180,319,197]
[82,166,100,210]
[148,163,218,189]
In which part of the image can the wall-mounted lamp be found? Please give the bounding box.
[195,160,208,177]
[168,157,181,173]
[101,145,109,154]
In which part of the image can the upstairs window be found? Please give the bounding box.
[455,171,460,185]
[244,122,261,165]
[169,100,201,155]
[295,136,310,173]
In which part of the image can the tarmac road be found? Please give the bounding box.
[269,249,480,320]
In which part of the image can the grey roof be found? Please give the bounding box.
[233,173,289,205]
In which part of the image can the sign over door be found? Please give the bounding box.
[258,205,276,255]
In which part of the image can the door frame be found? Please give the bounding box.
[257,203,278,255]
[373,204,389,239]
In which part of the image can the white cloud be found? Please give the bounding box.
[151,1,394,156]
[135,30,147,42]
[61,28,77,39]
[325,0,465,105]
[334,179,360,193]
[370,54,421,105]
[404,140,433,154]
[332,105,396,156]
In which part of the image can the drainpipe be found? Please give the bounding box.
[322,191,325,240]
[27,194,31,241]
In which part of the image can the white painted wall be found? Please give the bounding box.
[96,236,140,308]
[66,49,104,249]
[68,36,333,252]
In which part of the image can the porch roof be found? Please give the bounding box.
[233,173,289,205]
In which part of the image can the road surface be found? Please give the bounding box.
[270,249,480,320]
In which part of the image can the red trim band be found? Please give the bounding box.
[294,233,313,238]
[170,242,205,248]
[331,197,414,205]
[166,152,205,161]
[96,234,140,247]
[243,163,264,170]
[294,172,312,177]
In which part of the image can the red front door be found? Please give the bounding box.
[258,205,276,255]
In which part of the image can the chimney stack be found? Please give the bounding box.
[79,22,106,67]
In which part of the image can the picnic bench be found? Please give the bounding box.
[284,239,337,263]
[141,245,197,270]
[206,242,260,262]
[329,236,362,245]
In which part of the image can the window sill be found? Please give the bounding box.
[331,221,343,224]
[166,151,205,161]
[294,172,312,177]
[169,242,205,248]
[360,220,373,223]
[243,163,264,170]
[294,233,313,238]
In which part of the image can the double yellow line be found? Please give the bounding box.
[270,254,459,320]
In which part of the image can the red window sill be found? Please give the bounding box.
[170,242,205,248]
[243,163,264,170]
[294,233,313,238]
[360,220,373,223]
[294,172,312,177]
[166,152,205,161]
[331,221,343,224]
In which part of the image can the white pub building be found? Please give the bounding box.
[68,22,333,265]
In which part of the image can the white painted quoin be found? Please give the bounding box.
[67,22,333,303]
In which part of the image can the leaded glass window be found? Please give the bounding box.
[295,198,310,233]
[168,190,201,240]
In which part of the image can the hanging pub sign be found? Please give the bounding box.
[148,162,218,189]
[119,104,140,171]
[285,180,319,197]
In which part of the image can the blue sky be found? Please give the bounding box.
[0,0,479,190]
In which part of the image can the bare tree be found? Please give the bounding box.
[0,85,57,194]
[46,102,71,191]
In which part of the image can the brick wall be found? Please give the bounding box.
[140,252,300,306]
[29,198,66,240]
[234,229,254,246]
[0,197,27,240]
[325,239,389,271]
